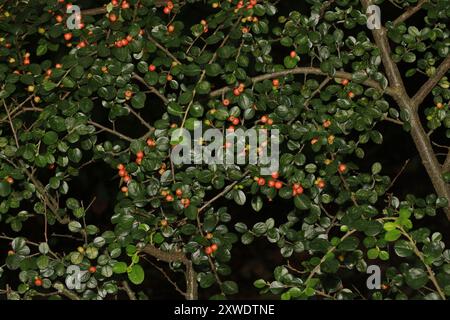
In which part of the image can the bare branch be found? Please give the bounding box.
[209,67,396,98]
[146,36,182,65]
[393,0,429,26]
[87,120,134,142]
[120,281,137,300]
[141,244,198,300]
[132,72,169,104]
[412,55,450,110]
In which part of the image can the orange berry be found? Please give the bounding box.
[341,79,349,86]
[56,15,63,23]
[348,91,355,98]
[223,99,230,106]
[338,163,347,173]
[275,181,283,189]
[210,243,218,252]
[34,278,43,286]
[323,120,331,128]
[204,246,213,255]
[260,115,268,123]
[118,169,126,177]
[272,79,279,87]
[166,194,174,202]
[163,6,171,14]
[257,177,265,186]
[176,189,183,197]
[166,74,173,81]
[233,88,240,96]
[167,24,175,33]
[136,151,144,159]
[121,186,128,193]
[89,266,97,273]
[271,172,279,179]
[290,51,296,58]
[64,33,73,41]
[147,138,156,147]
[206,232,213,240]
[148,64,156,72]
[123,175,131,183]
[268,180,275,188]
[5,177,14,184]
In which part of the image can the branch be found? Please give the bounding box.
[53,282,81,300]
[305,230,356,283]
[141,244,198,300]
[87,120,134,142]
[81,7,107,16]
[131,73,169,104]
[209,67,396,98]
[400,228,446,300]
[412,55,450,110]
[442,150,450,173]
[147,36,182,65]
[393,0,429,26]
[121,281,137,300]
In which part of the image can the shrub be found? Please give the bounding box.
[0,0,449,300]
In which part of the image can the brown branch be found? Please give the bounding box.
[305,230,356,283]
[412,55,450,110]
[141,244,198,300]
[53,282,81,300]
[400,228,446,300]
[209,67,396,98]
[87,120,134,142]
[81,7,107,16]
[147,36,182,65]
[443,151,450,173]
[120,281,137,300]
[386,159,410,191]
[393,0,429,26]
[2,101,19,148]
[145,257,186,297]
[126,105,154,132]
[361,0,450,220]
[132,73,169,104]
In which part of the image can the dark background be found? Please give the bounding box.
[1,0,449,300]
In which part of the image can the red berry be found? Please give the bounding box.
[64,33,73,41]
[163,7,171,14]
[123,175,131,183]
[89,266,97,273]
[223,99,230,106]
[136,151,144,159]
[149,64,156,72]
[176,189,183,197]
[290,51,296,58]
[272,79,279,87]
[271,172,279,179]
[348,91,355,98]
[257,177,265,186]
[211,243,218,252]
[275,181,283,189]
[260,115,268,123]
[338,163,347,173]
[168,24,175,33]
[121,186,128,193]
[232,118,240,125]
[233,88,240,96]
[109,13,117,22]
[268,180,275,188]
[34,278,43,286]
[118,169,127,177]
[117,164,125,170]
[166,194,174,202]
[204,246,213,255]
[341,79,349,86]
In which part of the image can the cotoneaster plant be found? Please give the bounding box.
[0,0,449,300]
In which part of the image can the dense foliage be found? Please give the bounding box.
[0,0,449,300]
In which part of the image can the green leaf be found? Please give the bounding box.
[234,190,246,206]
[394,240,414,257]
[128,264,145,285]
[221,281,238,295]
[113,262,128,274]
[0,181,12,197]
[131,92,146,109]
[404,268,428,290]
[385,229,402,242]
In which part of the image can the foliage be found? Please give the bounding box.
[0,0,449,300]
